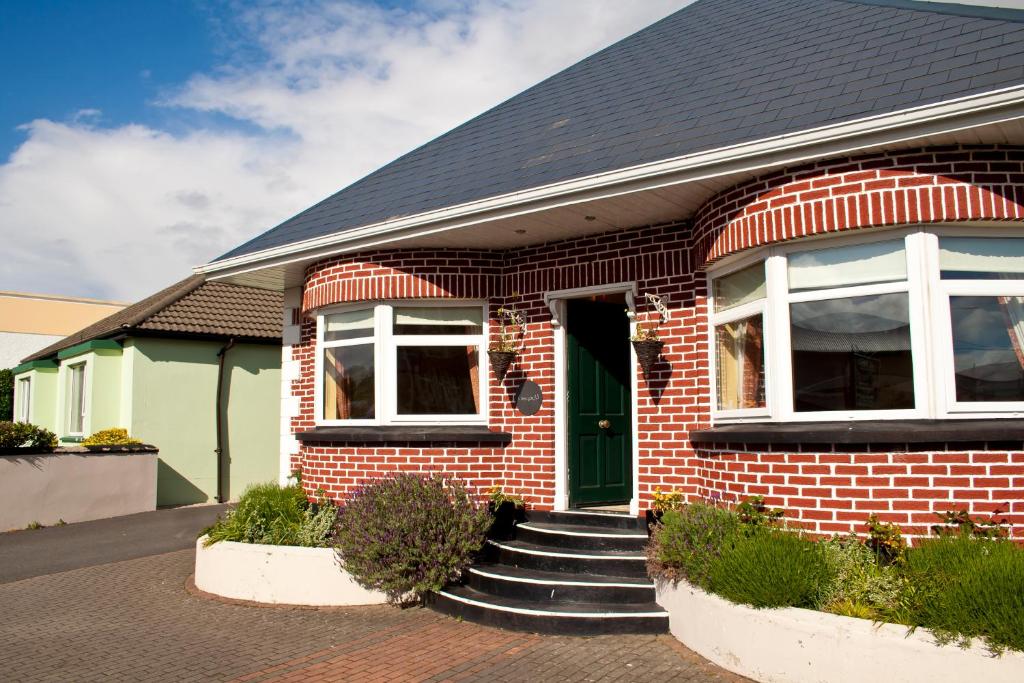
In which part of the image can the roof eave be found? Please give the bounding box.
[196,84,1024,287]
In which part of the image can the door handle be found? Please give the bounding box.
[598,419,611,429]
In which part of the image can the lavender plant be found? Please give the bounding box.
[335,473,491,604]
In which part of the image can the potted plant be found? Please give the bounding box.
[630,292,669,377]
[489,303,525,382]
[646,487,685,531]
[487,485,526,540]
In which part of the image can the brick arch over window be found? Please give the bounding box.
[302,249,502,312]
[691,146,1024,266]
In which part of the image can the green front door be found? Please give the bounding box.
[567,298,632,507]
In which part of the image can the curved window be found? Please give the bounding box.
[709,229,1024,422]
[316,302,487,425]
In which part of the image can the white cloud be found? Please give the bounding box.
[0,0,684,301]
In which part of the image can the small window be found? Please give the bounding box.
[318,302,487,424]
[711,262,768,414]
[68,363,86,435]
[948,296,1024,402]
[17,377,31,422]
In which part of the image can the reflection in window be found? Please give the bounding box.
[950,296,1024,402]
[393,307,483,335]
[940,238,1024,280]
[714,263,765,312]
[324,309,374,342]
[791,293,914,411]
[324,345,375,419]
[396,346,480,414]
[715,315,765,410]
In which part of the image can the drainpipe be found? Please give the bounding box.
[215,338,236,503]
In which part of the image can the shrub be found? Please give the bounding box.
[202,482,336,548]
[735,495,785,528]
[82,428,142,446]
[903,534,1024,654]
[865,514,907,565]
[819,534,908,621]
[0,421,57,449]
[335,472,491,604]
[707,529,833,609]
[647,503,739,587]
[0,369,12,421]
[932,508,1009,540]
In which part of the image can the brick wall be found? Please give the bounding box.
[289,144,1024,539]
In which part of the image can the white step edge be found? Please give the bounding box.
[487,539,646,560]
[556,509,635,518]
[438,590,668,619]
[469,566,654,589]
[518,522,647,539]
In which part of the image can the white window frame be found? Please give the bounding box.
[708,224,1024,424]
[66,361,88,437]
[16,377,31,423]
[314,300,489,426]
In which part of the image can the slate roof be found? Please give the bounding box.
[24,276,283,362]
[214,0,1024,263]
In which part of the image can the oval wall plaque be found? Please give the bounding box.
[515,380,543,416]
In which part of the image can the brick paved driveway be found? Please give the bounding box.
[0,548,748,682]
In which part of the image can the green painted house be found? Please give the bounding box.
[12,276,282,506]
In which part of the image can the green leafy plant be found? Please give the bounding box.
[707,529,833,609]
[82,428,142,447]
[0,369,12,421]
[25,521,43,530]
[647,503,739,587]
[202,482,336,548]
[865,514,907,565]
[903,534,1024,654]
[0,421,57,449]
[735,495,785,529]
[931,508,1009,540]
[490,304,525,353]
[819,534,908,621]
[334,472,491,604]
[487,485,525,509]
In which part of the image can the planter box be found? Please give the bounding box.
[656,578,1024,683]
[0,448,157,531]
[194,536,387,606]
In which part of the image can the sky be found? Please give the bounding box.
[0,0,684,302]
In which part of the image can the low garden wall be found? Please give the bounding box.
[194,536,387,606]
[656,578,1024,683]
[0,447,158,531]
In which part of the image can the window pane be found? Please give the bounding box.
[396,346,480,414]
[715,315,766,410]
[950,296,1024,402]
[323,345,375,419]
[69,365,85,433]
[393,306,482,335]
[940,237,1024,280]
[790,293,914,411]
[788,240,906,292]
[324,309,374,342]
[18,378,30,422]
[714,263,765,312]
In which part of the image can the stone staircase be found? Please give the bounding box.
[429,510,668,635]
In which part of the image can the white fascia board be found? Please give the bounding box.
[196,84,1024,280]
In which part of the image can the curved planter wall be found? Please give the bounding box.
[194,537,387,606]
[656,579,1024,683]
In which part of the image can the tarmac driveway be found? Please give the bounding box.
[0,506,747,682]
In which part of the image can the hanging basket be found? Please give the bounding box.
[632,339,664,377]
[488,350,516,382]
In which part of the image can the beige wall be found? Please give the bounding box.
[0,292,126,336]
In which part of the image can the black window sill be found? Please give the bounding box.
[691,419,1024,448]
[296,426,512,445]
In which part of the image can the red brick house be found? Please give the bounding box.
[199,0,1024,544]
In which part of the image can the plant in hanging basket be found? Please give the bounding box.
[629,292,669,377]
[489,302,525,382]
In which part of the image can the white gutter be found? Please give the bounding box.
[196,84,1024,278]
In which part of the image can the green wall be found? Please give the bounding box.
[12,366,58,430]
[129,338,280,506]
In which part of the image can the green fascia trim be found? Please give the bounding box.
[12,359,58,375]
[57,339,122,360]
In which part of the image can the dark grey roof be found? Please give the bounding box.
[215,0,1024,263]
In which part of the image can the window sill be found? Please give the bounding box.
[691,419,1024,448]
[296,426,512,445]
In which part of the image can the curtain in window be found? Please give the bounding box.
[467,346,480,413]
[998,296,1024,370]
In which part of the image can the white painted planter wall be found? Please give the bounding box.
[194,537,387,607]
[656,579,1024,683]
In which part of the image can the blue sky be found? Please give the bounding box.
[0,1,682,300]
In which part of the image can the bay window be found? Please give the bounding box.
[709,228,1024,422]
[317,302,487,425]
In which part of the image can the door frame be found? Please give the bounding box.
[545,281,641,515]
